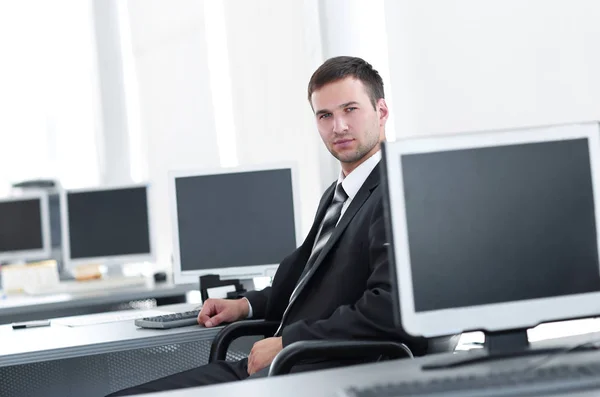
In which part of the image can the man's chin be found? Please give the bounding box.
[335,153,364,164]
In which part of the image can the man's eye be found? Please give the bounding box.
[319,113,332,119]
[345,107,357,113]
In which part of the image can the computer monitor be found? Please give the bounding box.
[11,180,65,275]
[169,164,301,284]
[0,193,51,262]
[61,184,154,270]
[48,193,62,251]
[11,180,62,251]
[383,122,600,344]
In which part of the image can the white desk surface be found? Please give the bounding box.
[0,282,196,311]
[0,303,221,368]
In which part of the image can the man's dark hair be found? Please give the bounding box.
[308,56,385,109]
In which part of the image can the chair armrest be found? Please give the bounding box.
[209,320,280,362]
[268,340,413,376]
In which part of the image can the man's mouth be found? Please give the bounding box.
[334,138,354,146]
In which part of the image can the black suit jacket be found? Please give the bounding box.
[244,164,427,354]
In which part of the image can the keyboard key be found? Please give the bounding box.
[135,310,202,329]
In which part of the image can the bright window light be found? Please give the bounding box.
[0,0,100,191]
[117,0,145,182]
[204,0,238,168]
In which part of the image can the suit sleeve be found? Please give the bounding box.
[243,287,272,319]
[281,197,425,349]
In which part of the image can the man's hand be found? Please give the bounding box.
[247,337,283,375]
[197,298,249,327]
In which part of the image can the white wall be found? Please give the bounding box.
[92,0,132,185]
[385,0,600,137]
[126,0,220,267]
[319,0,396,140]
[0,0,101,192]
[125,0,331,266]
[221,0,325,238]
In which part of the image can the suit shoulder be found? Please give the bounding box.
[369,184,385,209]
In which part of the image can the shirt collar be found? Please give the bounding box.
[336,150,381,201]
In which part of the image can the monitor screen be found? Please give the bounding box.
[66,186,151,260]
[400,138,600,313]
[49,193,62,249]
[174,168,297,275]
[0,198,44,253]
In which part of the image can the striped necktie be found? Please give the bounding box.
[275,183,348,336]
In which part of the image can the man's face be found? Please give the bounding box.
[311,77,388,173]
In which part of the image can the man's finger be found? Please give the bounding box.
[248,357,255,375]
[197,312,211,325]
[247,350,255,375]
[198,302,214,316]
[197,309,211,323]
[205,312,227,327]
[197,302,216,324]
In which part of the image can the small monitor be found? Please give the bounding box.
[0,193,51,262]
[61,184,153,270]
[48,193,62,250]
[169,164,300,284]
[383,122,600,338]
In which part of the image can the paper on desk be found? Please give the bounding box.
[53,309,175,327]
[206,285,236,299]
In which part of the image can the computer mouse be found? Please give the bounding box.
[153,272,167,283]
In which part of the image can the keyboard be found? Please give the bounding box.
[54,309,174,327]
[340,362,600,397]
[24,276,148,295]
[135,310,202,329]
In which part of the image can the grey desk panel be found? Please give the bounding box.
[0,303,259,397]
[0,283,197,324]
[142,332,600,397]
[1,332,252,397]
[0,304,218,367]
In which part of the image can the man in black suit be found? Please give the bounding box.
[109,56,426,396]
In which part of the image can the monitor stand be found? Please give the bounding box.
[422,328,576,370]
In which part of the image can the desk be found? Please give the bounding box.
[0,282,197,324]
[0,303,255,397]
[6,314,600,397]
[143,331,600,397]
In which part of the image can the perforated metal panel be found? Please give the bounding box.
[0,338,256,397]
[0,353,108,397]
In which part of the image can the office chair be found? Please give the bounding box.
[209,320,459,376]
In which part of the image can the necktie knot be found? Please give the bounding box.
[333,183,348,204]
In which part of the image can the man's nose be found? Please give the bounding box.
[332,116,348,134]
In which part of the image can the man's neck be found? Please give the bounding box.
[341,143,381,176]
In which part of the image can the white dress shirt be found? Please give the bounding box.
[337,150,382,223]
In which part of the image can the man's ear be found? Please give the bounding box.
[377,98,389,126]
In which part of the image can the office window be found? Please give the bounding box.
[0,0,100,194]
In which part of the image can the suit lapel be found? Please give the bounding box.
[293,164,382,298]
[288,182,336,280]
[311,183,336,236]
